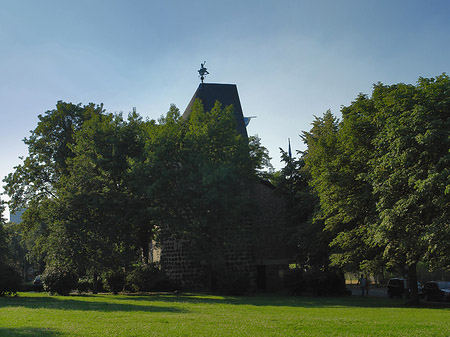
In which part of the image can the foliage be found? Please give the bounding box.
[302,74,450,303]
[0,200,22,296]
[248,134,274,179]
[2,102,106,276]
[4,102,105,212]
[3,222,29,280]
[102,269,126,294]
[148,101,255,286]
[3,97,270,293]
[0,264,22,297]
[301,108,379,272]
[42,111,147,282]
[274,151,324,269]
[125,263,160,292]
[284,268,347,296]
[76,277,94,293]
[41,264,78,295]
[0,201,9,262]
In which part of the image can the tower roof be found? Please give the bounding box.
[183,83,248,138]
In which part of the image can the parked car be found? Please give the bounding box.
[387,278,423,299]
[387,278,406,298]
[422,281,450,302]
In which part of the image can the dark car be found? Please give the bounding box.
[422,281,450,302]
[387,278,424,299]
[387,278,407,298]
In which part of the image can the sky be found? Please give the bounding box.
[1,0,450,219]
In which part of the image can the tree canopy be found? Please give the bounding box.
[301,74,450,302]
[3,98,267,292]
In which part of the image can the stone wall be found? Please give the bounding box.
[159,239,207,290]
[159,180,292,291]
[250,180,292,291]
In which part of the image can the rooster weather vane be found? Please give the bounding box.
[198,61,209,83]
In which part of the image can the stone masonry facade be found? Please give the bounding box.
[158,180,292,291]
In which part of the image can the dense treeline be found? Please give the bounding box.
[1,100,271,295]
[282,74,450,302]
[0,201,23,295]
[1,74,449,301]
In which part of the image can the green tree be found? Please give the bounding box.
[274,150,323,269]
[43,110,153,291]
[248,135,274,180]
[0,200,9,265]
[368,75,450,301]
[300,109,378,275]
[149,100,254,289]
[3,98,273,293]
[302,74,450,303]
[3,102,105,273]
[0,200,22,295]
[4,102,104,211]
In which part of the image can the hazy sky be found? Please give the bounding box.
[1,0,450,218]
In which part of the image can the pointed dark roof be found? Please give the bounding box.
[183,83,248,138]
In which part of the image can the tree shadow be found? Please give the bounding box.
[108,292,450,310]
[4,292,449,311]
[0,295,187,313]
[0,327,63,336]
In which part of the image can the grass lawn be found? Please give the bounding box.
[1,292,449,336]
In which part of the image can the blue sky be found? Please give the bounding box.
[1,0,450,218]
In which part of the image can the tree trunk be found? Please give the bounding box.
[92,270,98,294]
[407,262,419,304]
[140,234,150,265]
[141,242,149,265]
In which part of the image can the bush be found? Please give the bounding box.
[125,263,160,292]
[76,277,93,294]
[152,277,177,292]
[41,265,78,296]
[284,268,306,295]
[215,270,250,296]
[103,270,126,294]
[285,268,347,296]
[0,264,22,296]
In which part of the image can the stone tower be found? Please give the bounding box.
[183,83,248,139]
[158,82,292,291]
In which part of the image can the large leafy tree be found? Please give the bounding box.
[248,135,273,180]
[4,102,104,210]
[368,75,450,301]
[0,200,22,295]
[301,109,379,274]
[3,102,155,289]
[303,74,450,303]
[0,201,9,265]
[147,100,255,287]
[274,151,322,270]
[4,97,267,292]
[3,102,105,269]
[43,112,141,284]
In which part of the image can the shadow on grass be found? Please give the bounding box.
[0,295,187,313]
[3,292,449,311]
[109,292,450,310]
[0,327,62,336]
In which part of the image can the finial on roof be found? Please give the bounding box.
[198,61,209,83]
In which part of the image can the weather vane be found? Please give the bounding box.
[198,61,209,83]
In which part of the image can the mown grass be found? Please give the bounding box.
[0,292,449,336]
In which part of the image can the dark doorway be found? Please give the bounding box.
[256,265,266,290]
